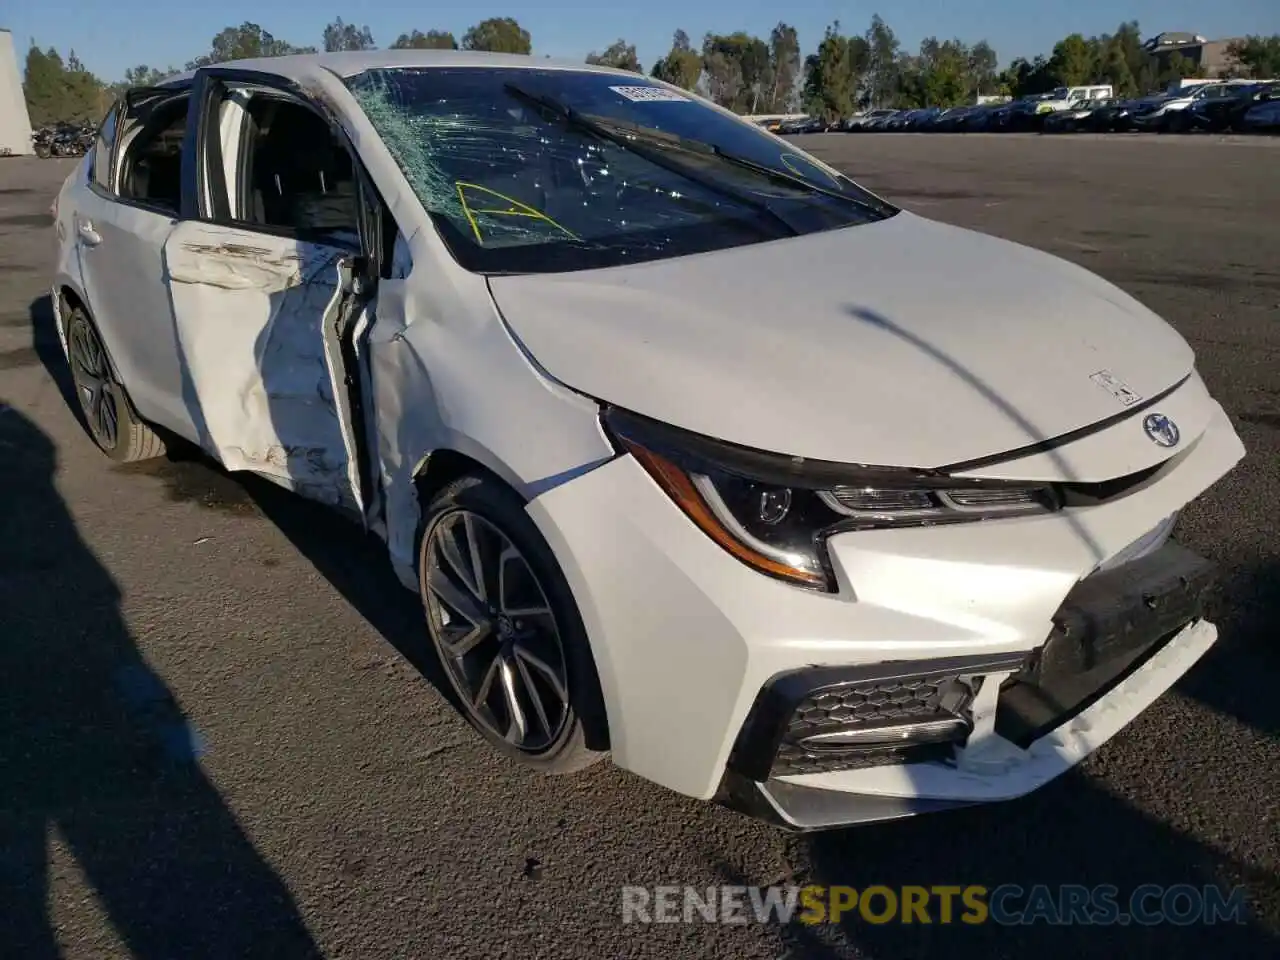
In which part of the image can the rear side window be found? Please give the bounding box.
[90,105,119,191]
[116,96,188,215]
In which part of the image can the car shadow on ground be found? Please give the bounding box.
[28,293,458,713]
[0,401,322,959]
[768,772,1280,957]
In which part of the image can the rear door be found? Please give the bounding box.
[74,86,200,436]
[161,68,376,517]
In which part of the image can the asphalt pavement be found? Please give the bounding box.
[1,136,1277,959]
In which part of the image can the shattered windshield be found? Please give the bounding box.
[344,67,896,274]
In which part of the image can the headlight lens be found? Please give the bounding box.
[603,408,1061,592]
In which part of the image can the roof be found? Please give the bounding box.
[169,49,635,86]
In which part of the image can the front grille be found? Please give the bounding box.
[727,653,1031,783]
[769,672,980,777]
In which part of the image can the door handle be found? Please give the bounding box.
[77,220,102,246]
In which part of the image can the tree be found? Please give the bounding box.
[390,30,458,50]
[702,32,771,113]
[651,29,701,91]
[587,39,640,72]
[701,48,743,110]
[461,18,531,54]
[765,23,800,113]
[24,46,68,126]
[1157,51,1204,87]
[1048,33,1093,86]
[23,44,105,125]
[803,21,865,118]
[967,40,998,97]
[186,22,314,69]
[323,17,375,52]
[864,14,901,108]
[122,65,175,86]
[1225,35,1280,79]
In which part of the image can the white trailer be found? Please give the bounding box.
[0,28,34,156]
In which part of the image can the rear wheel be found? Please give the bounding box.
[416,474,607,774]
[65,307,165,462]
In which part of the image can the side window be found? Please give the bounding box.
[90,104,119,191]
[116,95,189,215]
[236,96,360,238]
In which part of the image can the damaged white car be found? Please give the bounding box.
[52,51,1244,830]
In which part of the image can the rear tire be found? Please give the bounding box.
[416,473,608,775]
[65,306,166,462]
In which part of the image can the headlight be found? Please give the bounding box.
[602,408,1062,592]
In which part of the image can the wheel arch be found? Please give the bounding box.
[410,446,613,752]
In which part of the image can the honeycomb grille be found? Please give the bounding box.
[772,741,952,777]
[771,672,977,777]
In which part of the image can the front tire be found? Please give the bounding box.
[416,474,607,774]
[65,307,165,462]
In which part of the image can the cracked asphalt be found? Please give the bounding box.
[1,134,1277,959]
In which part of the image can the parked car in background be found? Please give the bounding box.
[1033,85,1115,117]
[1132,82,1254,131]
[1086,98,1140,132]
[1241,97,1280,132]
[845,108,898,131]
[1043,98,1118,133]
[1187,82,1280,132]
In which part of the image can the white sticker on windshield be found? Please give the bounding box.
[609,85,690,103]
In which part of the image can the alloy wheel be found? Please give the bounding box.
[421,510,571,753]
[68,317,118,451]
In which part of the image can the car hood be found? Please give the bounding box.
[488,212,1194,470]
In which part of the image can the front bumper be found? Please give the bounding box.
[525,394,1243,817]
[718,542,1216,829]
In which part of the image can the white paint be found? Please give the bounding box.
[49,52,1248,822]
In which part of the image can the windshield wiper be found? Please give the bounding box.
[569,109,889,217]
[701,145,889,216]
[503,82,799,237]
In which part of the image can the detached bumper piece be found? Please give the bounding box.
[995,541,1215,746]
[719,541,1215,830]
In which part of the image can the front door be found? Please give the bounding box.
[162,222,364,513]
[159,67,376,516]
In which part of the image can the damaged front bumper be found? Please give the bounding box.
[525,399,1242,818]
[717,542,1218,830]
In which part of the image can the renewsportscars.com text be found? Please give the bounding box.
[621,883,1249,927]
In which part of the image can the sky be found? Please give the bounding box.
[4,0,1278,84]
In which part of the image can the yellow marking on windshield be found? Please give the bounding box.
[455,182,579,244]
[456,183,483,243]
[780,152,843,187]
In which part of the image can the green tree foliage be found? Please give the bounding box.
[1048,33,1093,86]
[323,17,375,53]
[765,23,801,113]
[186,22,314,69]
[968,40,998,96]
[1157,51,1204,86]
[586,39,640,72]
[461,18,531,54]
[701,33,772,113]
[390,30,458,50]
[1225,35,1280,79]
[24,44,106,125]
[801,22,858,119]
[122,65,176,86]
[864,14,900,108]
[650,30,701,91]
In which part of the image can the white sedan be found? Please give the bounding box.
[51,51,1244,829]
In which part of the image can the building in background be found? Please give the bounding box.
[0,28,34,155]
[1145,31,1243,78]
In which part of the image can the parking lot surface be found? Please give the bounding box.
[1,136,1277,959]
